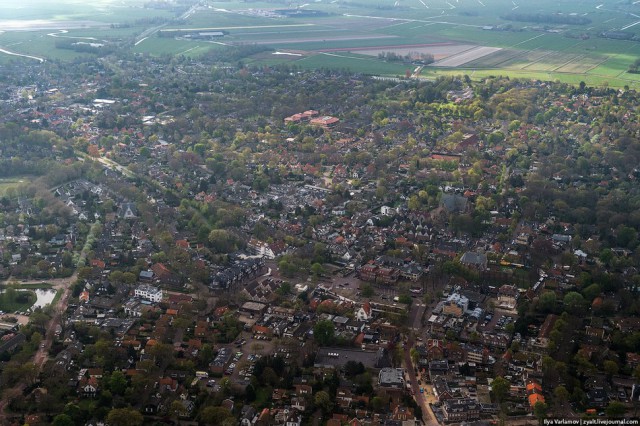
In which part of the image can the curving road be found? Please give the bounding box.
[0,220,95,420]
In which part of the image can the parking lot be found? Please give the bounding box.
[226,331,277,385]
[478,308,518,333]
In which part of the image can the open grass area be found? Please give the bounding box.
[133,36,223,57]
[292,52,410,75]
[3,0,640,84]
[0,289,36,313]
[51,289,63,306]
[0,176,35,197]
[422,67,640,89]
[0,0,173,23]
[11,283,54,290]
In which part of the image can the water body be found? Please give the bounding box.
[0,47,44,62]
[1,288,57,310]
[31,289,56,309]
[0,19,109,31]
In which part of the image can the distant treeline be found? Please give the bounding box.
[378,51,434,65]
[501,13,591,25]
[55,40,115,55]
[628,58,640,74]
[201,44,273,63]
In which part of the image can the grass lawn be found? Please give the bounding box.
[2,0,640,86]
[292,52,410,75]
[12,283,54,290]
[0,289,36,313]
[51,289,63,306]
[422,67,640,89]
[254,387,272,409]
[133,36,222,56]
[0,176,35,197]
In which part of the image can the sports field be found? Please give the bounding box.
[3,0,640,86]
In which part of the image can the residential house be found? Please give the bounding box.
[134,284,163,303]
[378,368,405,388]
[355,301,372,322]
[441,398,480,422]
[498,285,519,310]
[460,251,488,270]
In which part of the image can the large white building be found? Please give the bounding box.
[134,285,163,303]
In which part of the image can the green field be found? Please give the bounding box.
[3,0,640,85]
[133,37,223,57]
[0,289,36,313]
[0,176,35,197]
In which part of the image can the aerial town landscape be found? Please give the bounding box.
[1,0,640,425]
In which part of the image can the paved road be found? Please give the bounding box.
[409,300,428,332]
[404,339,439,426]
[0,222,93,420]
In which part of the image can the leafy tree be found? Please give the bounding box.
[106,408,143,426]
[600,248,614,265]
[371,396,385,412]
[208,229,239,253]
[313,319,335,346]
[108,370,128,395]
[52,414,74,426]
[344,361,365,378]
[62,403,86,425]
[533,402,547,425]
[604,360,618,380]
[605,401,626,418]
[563,291,585,314]
[276,282,292,296]
[410,347,420,365]
[261,366,279,386]
[491,376,510,404]
[398,294,412,305]
[199,406,233,425]
[314,390,332,413]
[554,385,569,405]
[582,283,601,302]
[538,291,557,313]
[361,284,375,297]
[311,262,324,276]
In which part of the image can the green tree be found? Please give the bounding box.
[261,366,279,386]
[108,370,128,395]
[314,390,333,413]
[563,291,585,314]
[371,396,385,412]
[199,406,233,425]
[538,291,557,313]
[106,408,143,426]
[361,284,375,298]
[605,401,626,418]
[410,347,420,365]
[533,402,547,425]
[311,262,324,277]
[600,248,614,265]
[52,414,74,426]
[208,229,238,253]
[604,360,619,380]
[276,282,292,296]
[62,403,86,425]
[554,385,569,405]
[582,283,601,302]
[344,361,365,378]
[313,319,335,346]
[491,376,510,404]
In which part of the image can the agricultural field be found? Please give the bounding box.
[3,0,640,86]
